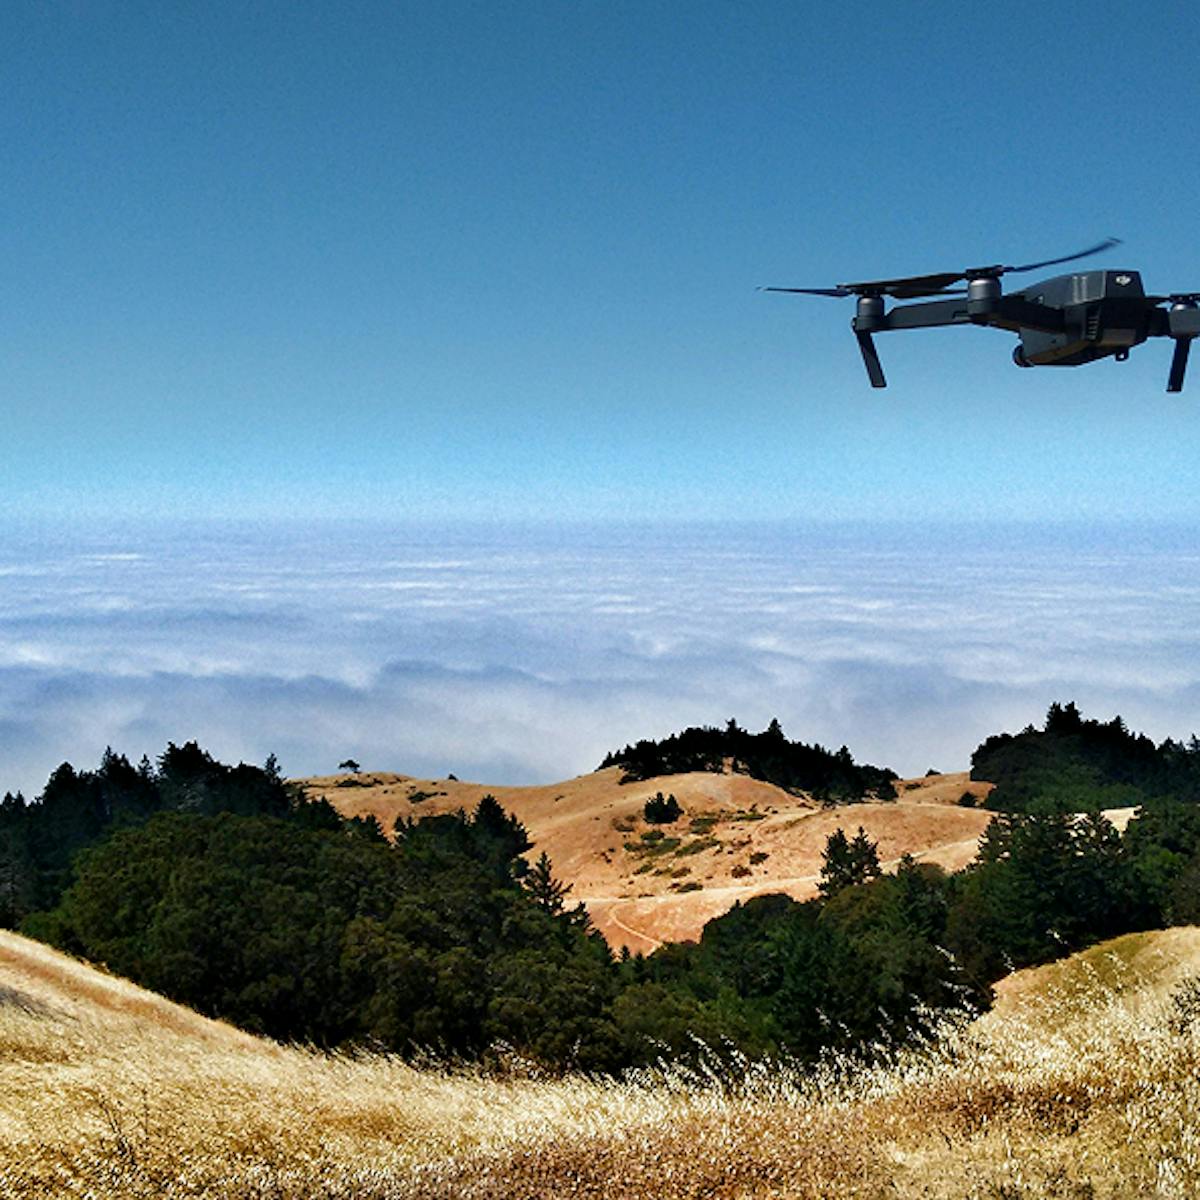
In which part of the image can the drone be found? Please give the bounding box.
[761,238,1200,392]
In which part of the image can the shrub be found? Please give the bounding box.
[408,789,444,804]
[676,837,719,857]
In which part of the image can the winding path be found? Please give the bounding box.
[582,846,986,953]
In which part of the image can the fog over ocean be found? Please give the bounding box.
[1,517,1198,798]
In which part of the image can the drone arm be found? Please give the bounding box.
[872,297,971,331]
[1144,305,1200,340]
[856,296,1067,335]
[848,298,970,387]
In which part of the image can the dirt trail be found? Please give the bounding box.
[602,904,664,954]
[582,840,994,951]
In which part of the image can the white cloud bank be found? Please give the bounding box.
[1,518,1198,797]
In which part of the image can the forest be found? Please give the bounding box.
[598,717,899,801]
[973,700,1200,812]
[2,703,1199,1072]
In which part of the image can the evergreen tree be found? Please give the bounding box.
[818,828,852,899]
[472,794,531,875]
[523,851,572,915]
[818,826,881,899]
[643,792,682,823]
[848,826,882,882]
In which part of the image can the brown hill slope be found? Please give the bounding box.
[299,768,995,951]
[5,926,1200,1198]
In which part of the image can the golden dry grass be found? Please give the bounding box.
[5,926,1200,1197]
[300,767,994,952]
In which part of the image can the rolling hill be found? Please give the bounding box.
[298,767,996,950]
[5,924,1199,1198]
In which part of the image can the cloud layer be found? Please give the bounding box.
[1,518,1198,798]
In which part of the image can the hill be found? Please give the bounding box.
[4,925,1200,1198]
[299,767,995,951]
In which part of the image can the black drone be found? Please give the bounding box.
[762,238,1200,392]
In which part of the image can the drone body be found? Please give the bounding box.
[763,240,1200,392]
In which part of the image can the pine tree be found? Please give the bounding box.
[848,826,882,883]
[819,826,880,899]
[643,792,682,823]
[523,851,572,915]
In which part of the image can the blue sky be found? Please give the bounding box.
[5,2,1200,523]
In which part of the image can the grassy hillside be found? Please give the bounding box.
[5,927,1200,1198]
[299,767,994,951]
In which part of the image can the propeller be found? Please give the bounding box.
[758,281,965,300]
[981,237,1124,278]
[760,238,1122,301]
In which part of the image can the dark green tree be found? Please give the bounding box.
[523,850,573,915]
[643,792,682,823]
[818,826,880,899]
[472,794,531,876]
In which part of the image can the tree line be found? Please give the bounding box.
[3,704,1200,1072]
[599,717,899,802]
[972,699,1200,813]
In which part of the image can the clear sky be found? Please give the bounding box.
[5,1,1200,524]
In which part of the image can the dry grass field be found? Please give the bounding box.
[5,925,1200,1198]
[299,767,995,951]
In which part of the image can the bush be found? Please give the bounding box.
[408,789,443,804]
[676,837,719,857]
